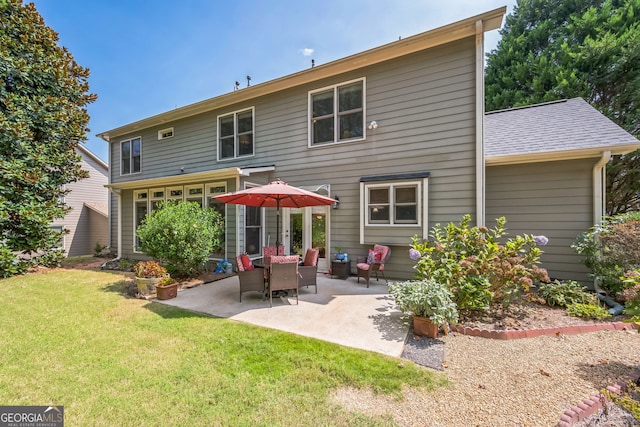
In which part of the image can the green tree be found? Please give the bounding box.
[485,0,640,214]
[0,0,96,276]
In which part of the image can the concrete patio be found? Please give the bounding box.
[156,273,409,357]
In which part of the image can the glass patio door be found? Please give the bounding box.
[284,206,329,273]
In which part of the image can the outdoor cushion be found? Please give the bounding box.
[241,254,253,271]
[356,262,370,270]
[367,250,382,264]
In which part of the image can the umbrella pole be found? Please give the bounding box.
[275,200,281,249]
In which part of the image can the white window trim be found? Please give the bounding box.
[185,184,204,205]
[216,107,255,161]
[359,178,429,244]
[166,186,184,201]
[133,190,148,253]
[364,180,422,226]
[158,127,174,140]
[206,182,228,260]
[120,136,142,176]
[308,77,366,148]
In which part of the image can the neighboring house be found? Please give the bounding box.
[51,145,109,257]
[96,7,638,282]
[485,98,640,283]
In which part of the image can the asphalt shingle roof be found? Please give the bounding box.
[485,98,639,159]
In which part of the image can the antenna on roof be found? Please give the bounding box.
[234,81,240,91]
[246,75,251,87]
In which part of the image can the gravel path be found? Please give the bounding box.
[333,329,640,426]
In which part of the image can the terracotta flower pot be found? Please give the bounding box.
[156,282,178,300]
[413,316,439,338]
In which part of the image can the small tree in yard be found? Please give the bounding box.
[0,0,96,277]
[136,201,223,276]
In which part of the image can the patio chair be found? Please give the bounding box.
[262,245,284,265]
[236,254,265,302]
[268,255,300,307]
[298,248,319,294]
[356,244,391,287]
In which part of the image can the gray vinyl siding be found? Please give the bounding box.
[52,148,108,256]
[486,159,595,284]
[110,38,478,280]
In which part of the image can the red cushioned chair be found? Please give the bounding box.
[236,254,265,302]
[356,244,391,287]
[298,248,319,294]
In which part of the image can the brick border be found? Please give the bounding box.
[449,321,637,340]
[557,371,640,426]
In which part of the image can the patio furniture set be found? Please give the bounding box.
[237,247,319,307]
[237,244,391,307]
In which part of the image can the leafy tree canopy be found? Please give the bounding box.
[0,0,96,276]
[485,0,640,214]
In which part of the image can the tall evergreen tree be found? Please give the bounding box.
[0,0,96,276]
[485,0,640,215]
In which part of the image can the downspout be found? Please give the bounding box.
[106,188,122,260]
[475,19,485,226]
[592,150,610,294]
[593,151,611,226]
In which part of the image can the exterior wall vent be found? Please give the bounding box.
[158,127,174,140]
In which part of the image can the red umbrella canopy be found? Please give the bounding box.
[214,180,336,208]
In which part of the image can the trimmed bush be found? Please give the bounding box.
[136,201,223,276]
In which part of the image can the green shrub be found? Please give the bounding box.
[566,302,612,320]
[538,280,597,307]
[388,279,459,327]
[136,201,223,276]
[409,214,549,312]
[0,245,28,278]
[572,211,640,295]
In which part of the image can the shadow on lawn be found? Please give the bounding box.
[141,300,215,319]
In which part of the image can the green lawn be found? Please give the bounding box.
[0,267,446,426]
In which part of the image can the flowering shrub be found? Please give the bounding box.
[572,211,640,295]
[409,214,549,312]
[134,261,168,278]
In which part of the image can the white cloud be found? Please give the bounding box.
[299,48,314,57]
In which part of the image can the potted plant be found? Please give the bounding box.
[156,275,179,300]
[334,246,348,261]
[134,260,168,296]
[388,278,459,338]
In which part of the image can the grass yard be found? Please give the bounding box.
[0,267,446,426]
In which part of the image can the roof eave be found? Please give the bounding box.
[97,7,506,142]
[486,144,640,166]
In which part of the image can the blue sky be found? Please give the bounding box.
[30,0,517,162]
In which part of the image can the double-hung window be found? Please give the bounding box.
[218,108,254,160]
[121,137,141,175]
[309,78,365,146]
[361,173,429,226]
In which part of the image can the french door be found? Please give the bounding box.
[283,206,329,272]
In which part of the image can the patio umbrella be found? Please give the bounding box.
[214,180,336,247]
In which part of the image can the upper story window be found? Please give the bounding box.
[218,108,254,160]
[158,127,174,140]
[309,78,365,146]
[121,137,141,175]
